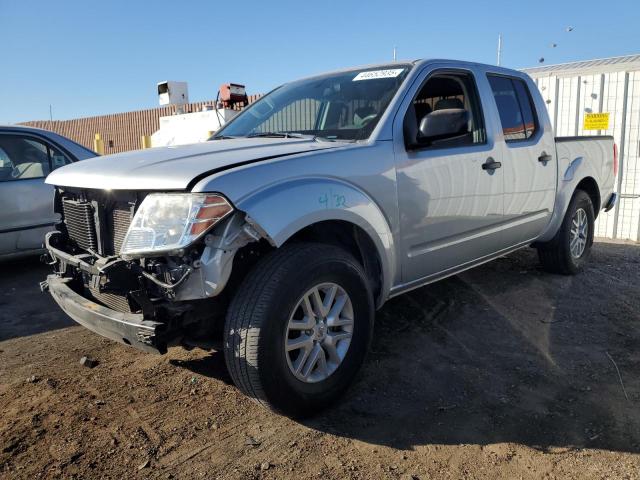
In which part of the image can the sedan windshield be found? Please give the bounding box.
[213,65,412,141]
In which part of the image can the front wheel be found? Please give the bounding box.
[223,243,374,417]
[537,189,595,275]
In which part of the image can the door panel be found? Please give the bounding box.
[393,67,507,284]
[487,75,556,246]
[501,136,556,244]
[0,134,60,255]
[0,178,56,254]
[397,146,504,282]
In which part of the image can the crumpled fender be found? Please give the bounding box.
[234,177,396,306]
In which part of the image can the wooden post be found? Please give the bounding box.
[140,135,152,149]
[93,133,105,155]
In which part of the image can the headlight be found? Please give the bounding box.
[120,193,233,258]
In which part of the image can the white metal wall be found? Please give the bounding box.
[531,69,640,242]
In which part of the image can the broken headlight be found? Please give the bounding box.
[120,193,233,258]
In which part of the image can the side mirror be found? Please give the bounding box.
[413,108,469,147]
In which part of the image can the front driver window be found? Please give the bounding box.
[405,71,486,149]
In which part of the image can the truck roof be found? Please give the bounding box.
[291,59,529,84]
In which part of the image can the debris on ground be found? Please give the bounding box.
[79,356,99,368]
[245,436,261,447]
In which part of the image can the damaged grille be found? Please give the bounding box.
[60,192,134,256]
[62,199,98,251]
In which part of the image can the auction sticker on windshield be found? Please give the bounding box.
[353,69,405,81]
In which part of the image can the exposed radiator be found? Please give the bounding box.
[108,206,133,255]
[61,199,98,252]
[88,284,136,313]
[61,196,133,256]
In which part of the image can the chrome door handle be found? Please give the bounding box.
[482,157,502,171]
[538,151,552,163]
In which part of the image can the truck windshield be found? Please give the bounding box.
[213,65,412,141]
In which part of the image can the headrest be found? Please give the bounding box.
[434,98,464,110]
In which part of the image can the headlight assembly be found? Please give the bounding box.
[120,193,233,258]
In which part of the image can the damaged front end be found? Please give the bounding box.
[42,187,264,354]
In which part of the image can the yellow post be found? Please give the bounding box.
[140,135,152,149]
[93,133,105,155]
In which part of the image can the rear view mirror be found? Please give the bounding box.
[417,108,469,144]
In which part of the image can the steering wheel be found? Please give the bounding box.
[359,113,378,127]
[11,163,27,179]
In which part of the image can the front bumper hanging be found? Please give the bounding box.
[45,275,169,354]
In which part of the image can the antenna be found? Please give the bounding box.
[393,46,397,61]
[49,105,53,121]
[497,34,502,66]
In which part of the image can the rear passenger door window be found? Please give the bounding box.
[487,75,538,142]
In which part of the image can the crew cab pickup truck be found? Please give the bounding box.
[43,59,617,416]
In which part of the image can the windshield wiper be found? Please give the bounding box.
[211,135,239,140]
[247,131,311,139]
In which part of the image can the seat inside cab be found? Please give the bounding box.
[405,74,485,149]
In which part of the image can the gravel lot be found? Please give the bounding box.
[1,241,639,479]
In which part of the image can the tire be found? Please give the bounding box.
[537,189,595,275]
[223,242,374,417]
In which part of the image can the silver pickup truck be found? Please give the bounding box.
[43,59,617,416]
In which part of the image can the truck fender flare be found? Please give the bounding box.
[536,155,598,243]
[234,177,396,306]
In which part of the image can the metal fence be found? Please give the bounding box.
[525,54,640,242]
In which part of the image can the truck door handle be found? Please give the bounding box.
[482,157,502,171]
[538,152,552,163]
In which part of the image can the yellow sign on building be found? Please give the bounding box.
[583,112,610,130]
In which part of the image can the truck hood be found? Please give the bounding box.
[46,137,343,191]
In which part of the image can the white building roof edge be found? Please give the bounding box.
[522,53,640,77]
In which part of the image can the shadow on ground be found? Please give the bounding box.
[176,242,640,454]
[0,257,73,341]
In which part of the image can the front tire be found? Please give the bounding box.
[537,189,595,275]
[223,243,374,417]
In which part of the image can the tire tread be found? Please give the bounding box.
[223,243,360,410]
[537,189,594,275]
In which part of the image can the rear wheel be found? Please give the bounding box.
[223,243,374,417]
[537,189,595,275]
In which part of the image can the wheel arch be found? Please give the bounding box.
[575,176,601,217]
[536,172,602,243]
[234,177,396,308]
[283,220,384,306]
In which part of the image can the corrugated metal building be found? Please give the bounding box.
[523,54,640,242]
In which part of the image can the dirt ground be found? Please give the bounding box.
[1,241,639,479]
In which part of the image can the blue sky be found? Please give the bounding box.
[1,0,638,124]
